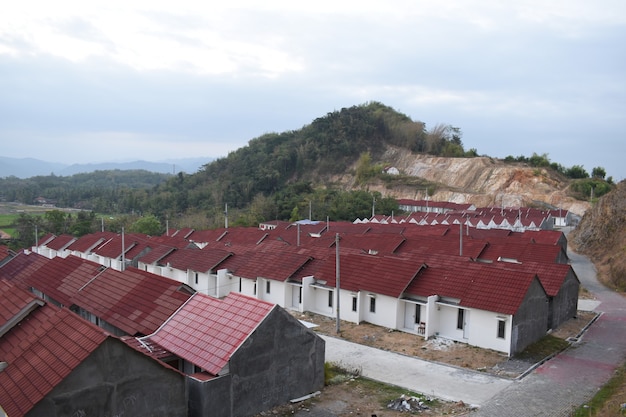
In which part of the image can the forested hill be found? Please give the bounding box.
[157,102,470,211]
[2,102,613,231]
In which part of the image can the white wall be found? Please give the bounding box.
[360,293,397,329]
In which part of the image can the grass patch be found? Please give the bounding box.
[515,334,570,362]
[324,362,439,409]
[572,361,626,416]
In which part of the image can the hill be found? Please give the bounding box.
[171,102,596,218]
[569,180,626,290]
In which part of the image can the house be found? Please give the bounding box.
[0,279,188,417]
[36,222,577,357]
[1,252,195,337]
[403,257,550,355]
[34,234,76,259]
[135,292,325,417]
[139,247,235,297]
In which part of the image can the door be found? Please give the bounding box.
[463,309,470,339]
[292,285,302,308]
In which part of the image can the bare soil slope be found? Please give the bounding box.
[569,180,626,290]
[338,147,591,217]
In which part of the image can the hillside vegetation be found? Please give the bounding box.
[570,180,626,290]
[1,102,614,232]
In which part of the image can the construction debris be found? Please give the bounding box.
[386,394,430,412]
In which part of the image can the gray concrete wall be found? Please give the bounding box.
[229,306,325,417]
[188,374,232,417]
[510,278,549,355]
[550,269,580,329]
[27,337,187,417]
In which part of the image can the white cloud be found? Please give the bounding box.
[0,1,625,179]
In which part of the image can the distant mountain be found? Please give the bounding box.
[0,156,214,178]
[0,157,67,179]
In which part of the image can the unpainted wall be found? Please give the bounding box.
[510,278,549,355]
[188,374,232,417]
[229,307,325,417]
[27,338,187,417]
[550,270,580,329]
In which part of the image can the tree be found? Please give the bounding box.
[129,214,162,236]
[44,210,68,235]
[591,166,606,179]
[566,165,589,179]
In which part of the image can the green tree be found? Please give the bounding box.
[591,166,606,179]
[566,165,589,179]
[44,210,68,235]
[129,214,162,236]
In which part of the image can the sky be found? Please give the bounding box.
[1,1,625,180]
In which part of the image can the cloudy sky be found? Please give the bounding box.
[1,1,625,180]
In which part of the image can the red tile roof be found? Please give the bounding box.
[0,245,11,260]
[43,234,76,251]
[0,281,108,417]
[21,255,104,307]
[0,279,44,332]
[66,231,117,253]
[313,253,425,298]
[405,260,543,315]
[137,244,177,265]
[70,266,193,336]
[159,247,233,272]
[148,292,274,376]
[232,251,312,281]
[0,251,49,287]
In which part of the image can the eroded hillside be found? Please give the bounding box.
[360,147,591,217]
[569,180,626,290]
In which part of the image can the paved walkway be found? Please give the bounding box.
[474,247,626,416]
[322,243,626,416]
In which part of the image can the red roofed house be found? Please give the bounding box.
[0,279,187,417]
[404,259,550,356]
[139,292,325,417]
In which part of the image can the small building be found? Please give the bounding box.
[138,292,326,417]
[0,279,188,417]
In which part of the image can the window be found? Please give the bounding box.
[415,304,421,324]
[352,296,357,312]
[253,283,257,295]
[328,290,333,307]
[266,281,271,294]
[497,319,506,339]
[195,273,199,284]
[298,287,302,304]
[369,297,376,313]
[457,309,465,330]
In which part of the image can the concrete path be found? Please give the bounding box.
[322,335,512,407]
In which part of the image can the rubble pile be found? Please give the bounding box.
[386,394,430,412]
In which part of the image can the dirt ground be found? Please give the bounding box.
[296,309,597,377]
[259,309,598,417]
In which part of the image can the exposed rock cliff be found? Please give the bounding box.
[354,147,591,217]
[569,180,626,290]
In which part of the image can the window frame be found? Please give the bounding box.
[497,319,506,339]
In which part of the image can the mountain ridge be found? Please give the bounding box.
[0,156,214,178]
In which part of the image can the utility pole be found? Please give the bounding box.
[335,233,341,334]
[121,227,125,272]
[224,203,229,229]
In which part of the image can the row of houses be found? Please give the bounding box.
[0,249,325,417]
[31,220,578,358]
[371,200,574,230]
